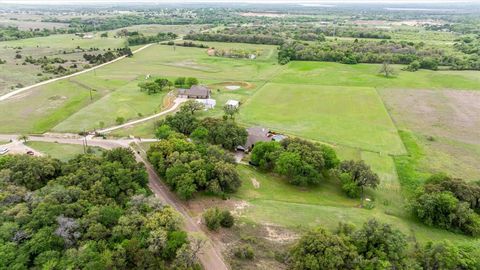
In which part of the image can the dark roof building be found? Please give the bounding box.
[178,85,211,99]
[236,126,271,152]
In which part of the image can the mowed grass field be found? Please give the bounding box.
[26,141,103,161]
[239,83,405,154]
[273,61,480,90]
[235,164,480,247]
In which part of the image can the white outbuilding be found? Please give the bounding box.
[225,99,240,108]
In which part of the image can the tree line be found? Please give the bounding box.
[184,33,285,46]
[278,39,480,70]
[410,173,480,236]
[138,77,199,95]
[0,149,201,269]
[127,32,178,46]
[289,219,480,269]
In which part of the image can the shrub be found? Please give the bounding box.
[220,210,234,228]
[233,244,254,260]
[203,207,223,231]
[115,116,125,125]
[203,208,235,231]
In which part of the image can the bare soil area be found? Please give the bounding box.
[380,89,480,146]
[380,89,480,180]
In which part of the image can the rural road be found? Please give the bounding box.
[97,97,187,134]
[0,134,229,270]
[0,44,153,102]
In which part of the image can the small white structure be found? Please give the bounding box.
[196,98,216,110]
[225,99,240,108]
[83,34,94,39]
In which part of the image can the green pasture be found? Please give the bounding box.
[53,78,168,132]
[0,33,127,50]
[235,165,479,247]
[26,141,103,161]
[239,83,405,154]
[0,80,104,133]
[273,61,480,90]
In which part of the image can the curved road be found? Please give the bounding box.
[97,97,187,134]
[0,134,229,270]
[0,44,153,102]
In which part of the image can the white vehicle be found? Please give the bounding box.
[0,148,9,155]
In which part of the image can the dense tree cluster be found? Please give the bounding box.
[289,219,480,270]
[127,32,178,46]
[215,24,390,41]
[83,47,132,64]
[138,78,173,95]
[184,33,285,45]
[250,138,339,186]
[0,149,198,269]
[147,136,241,200]
[162,41,209,49]
[278,39,480,70]
[410,174,480,236]
[156,103,247,151]
[0,26,58,41]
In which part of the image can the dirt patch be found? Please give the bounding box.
[263,223,299,244]
[209,81,255,91]
[380,89,480,145]
[226,85,241,90]
[251,178,260,189]
[380,89,480,179]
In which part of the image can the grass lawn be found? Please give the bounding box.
[273,61,480,91]
[0,80,104,134]
[26,141,103,161]
[53,79,169,132]
[239,83,405,154]
[234,165,479,247]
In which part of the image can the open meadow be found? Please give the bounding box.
[239,83,405,154]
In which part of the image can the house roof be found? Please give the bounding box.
[245,126,271,149]
[179,85,210,97]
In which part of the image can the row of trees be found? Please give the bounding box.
[127,32,178,46]
[410,174,480,236]
[0,149,200,269]
[0,26,57,41]
[162,41,209,49]
[184,33,285,45]
[277,39,480,70]
[138,77,199,95]
[290,219,480,269]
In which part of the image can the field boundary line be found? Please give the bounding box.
[0,43,153,102]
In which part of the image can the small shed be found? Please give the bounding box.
[225,99,240,108]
